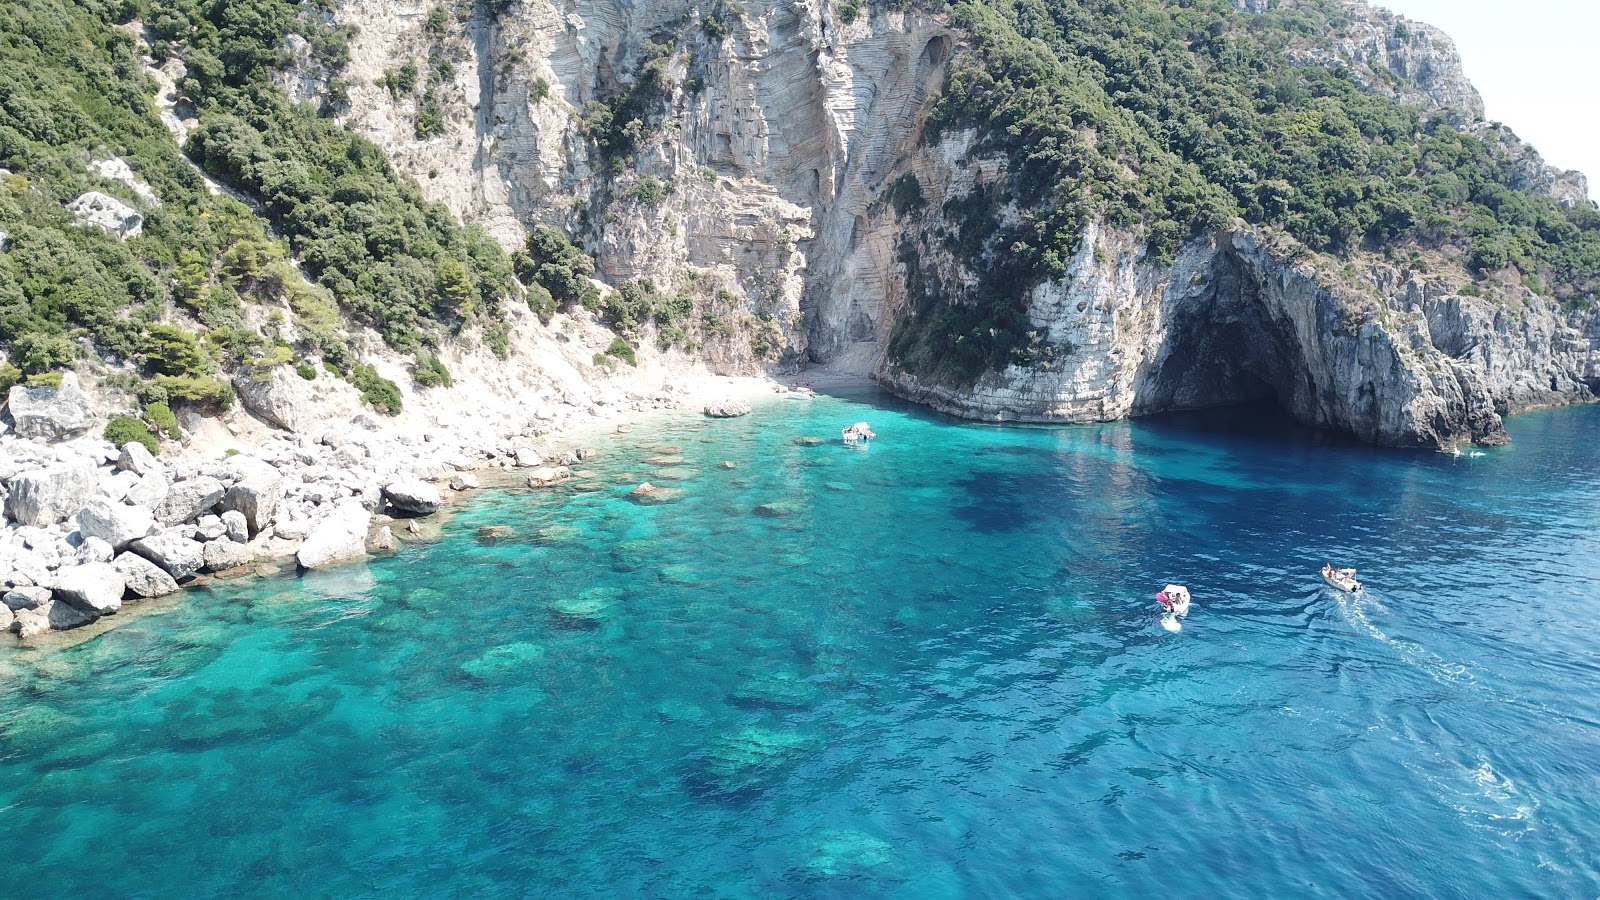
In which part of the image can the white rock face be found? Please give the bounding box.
[117,441,160,475]
[66,191,144,239]
[202,538,253,572]
[5,459,97,526]
[296,502,372,570]
[220,509,249,543]
[155,476,225,525]
[89,157,161,206]
[113,551,180,598]
[222,457,284,536]
[52,562,126,615]
[130,533,205,580]
[7,372,95,440]
[383,478,441,515]
[74,498,156,551]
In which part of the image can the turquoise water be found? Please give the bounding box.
[4,389,1600,898]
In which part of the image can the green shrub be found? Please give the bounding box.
[142,324,210,377]
[604,337,637,366]
[348,364,403,415]
[155,375,235,410]
[105,415,159,455]
[702,14,732,38]
[517,226,599,309]
[10,333,76,375]
[145,402,181,440]
[414,351,453,388]
[632,175,673,209]
[25,372,63,389]
[295,361,318,380]
[0,363,21,393]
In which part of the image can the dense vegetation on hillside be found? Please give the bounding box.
[0,0,518,425]
[890,0,1600,384]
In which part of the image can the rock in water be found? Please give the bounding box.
[459,642,546,683]
[74,498,156,551]
[383,478,442,515]
[130,533,205,580]
[525,466,570,488]
[296,502,371,570]
[474,525,516,545]
[704,399,752,418]
[51,563,126,615]
[113,552,180,598]
[13,598,95,637]
[369,525,396,552]
[448,472,479,491]
[222,458,284,536]
[155,476,225,526]
[5,459,97,526]
[7,372,94,440]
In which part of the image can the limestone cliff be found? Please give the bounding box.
[307,0,1599,449]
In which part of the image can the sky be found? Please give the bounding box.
[1376,0,1600,192]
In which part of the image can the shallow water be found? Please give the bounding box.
[4,389,1600,898]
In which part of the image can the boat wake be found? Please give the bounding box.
[1330,589,1476,687]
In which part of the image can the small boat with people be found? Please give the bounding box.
[1156,584,1192,632]
[1320,564,1362,593]
[842,422,876,445]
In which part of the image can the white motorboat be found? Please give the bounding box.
[1321,564,1362,593]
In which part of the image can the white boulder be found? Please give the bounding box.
[201,538,253,572]
[113,552,180,598]
[222,457,284,536]
[7,372,95,440]
[296,502,371,570]
[74,498,155,551]
[154,475,225,525]
[383,478,442,515]
[67,191,143,239]
[129,533,204,580]
[51,562,126,614]
[4,459,97,526]
[704,399,752,418]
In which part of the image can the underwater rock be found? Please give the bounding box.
[572,481,607,492]
[610,540,655,572]
[649,468,697,482]
[533,524,582,545]
[719,461,737,470]
[799,831,898,879]
[656,698,707,723]
[459,642,546,682]
[793,437,826,447]
[550,587,623,627]
[753,501,800,518]
[643,455,685,466]
[697,726,814,795]
[659,563,701,585]
[475,525,517,545]
[729,671,819,709]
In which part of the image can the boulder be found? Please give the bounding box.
[512,447,545,467]
[705,399,752,418]
[202,538,253,572]
[7,372,95,440]
[0,604,11,633]
[74,498,155,551]
[4,586,51,611]
[154,475,225,525]
[448,472,479,491]
[125,472,169,508]
[13,599,95,637]
[117,440,160,475]
[222,458,284,536]
[98,470,141,502]
[4,459,97,526]
[129,533,204,580]
[75,536,115,565]
[369,525,396,552]
[233,365,315,432]
[525,466,570,488]
[66,190,143,239]
[113,552,180,598]
[296,502,371,570]
[383,478,442,515]
[220,509,249,543]
[51,563,126,614]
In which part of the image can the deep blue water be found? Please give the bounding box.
[3,389,1600,898]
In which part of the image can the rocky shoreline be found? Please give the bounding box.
[1,371,790,640]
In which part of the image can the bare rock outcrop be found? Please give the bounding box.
[7,373,95,441]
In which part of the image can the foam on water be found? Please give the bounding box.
[3,390,1600,897]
